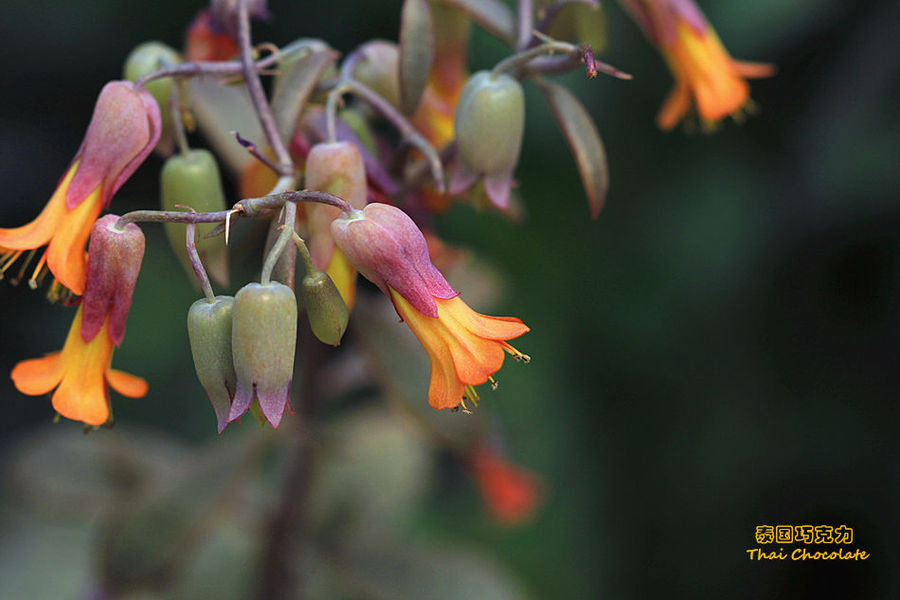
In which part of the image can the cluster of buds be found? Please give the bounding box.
[1,0,774,529]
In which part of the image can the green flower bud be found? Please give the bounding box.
[160,149,229,286]
[454,71,525,176]
[187,296,236,434]
[352,41,401,109]
[123,42,182,155]
[300,271,349,346]
[229,282,297,428]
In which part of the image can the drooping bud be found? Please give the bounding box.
[451,71,525,209]
[187,296,236,434]
[351,41,401,109]
[81,215,145,346]
[0,81,160,298]
[229,282,297,428]
[123,42,182,156]
[305,141,368,309]
[300,271,349,346]
[160,149,229,286]
[331,203,456,319]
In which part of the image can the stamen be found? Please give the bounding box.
[489,376,499,391]
[28,251,49,289]
[464,385,480,407]
[1,249,23,276]
[11,249,37,285]
[502,342,531,363]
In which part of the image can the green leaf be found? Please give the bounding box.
[539,80,609,218]
[271,40,338,140]
[399,0,435,115]
[431,0,515,45]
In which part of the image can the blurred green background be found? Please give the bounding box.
[1,0,898,598]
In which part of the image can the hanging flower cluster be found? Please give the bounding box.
[2,0,772,526]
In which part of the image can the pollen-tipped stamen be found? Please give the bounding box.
[488,375,499,391]
[502,342,531,363]
[0,248,23,279]
[28,251,49,290]
[10,249,38,286]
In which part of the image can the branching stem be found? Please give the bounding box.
[237,0,294,176]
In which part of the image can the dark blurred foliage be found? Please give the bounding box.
[1,0,898,598]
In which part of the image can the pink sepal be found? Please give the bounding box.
[331,203,457,318]
[484,171,514,210]
[80,215,145,346]
[66,81,162,210]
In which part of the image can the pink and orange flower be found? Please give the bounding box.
[332,203,529,410]
[621,0,774,130]
[10,215,148,426]
[0,81,160,298]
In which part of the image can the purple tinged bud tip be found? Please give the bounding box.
[81,214,145,346]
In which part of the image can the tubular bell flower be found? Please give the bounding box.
[620,0,774,130]
[0,82,161,299]
[331,203,529,411]
[10,216,148,426]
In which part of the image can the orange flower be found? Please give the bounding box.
[184,9,240,62]
[0,82,160,298]
[469,445,542,525]
[10,215,148,426]
[11,306,147,426]
[332,203,529,410]
[411,4,471,149]
[623,0,774,130]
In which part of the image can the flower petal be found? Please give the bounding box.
[11,353,64,396]
[0,166,75,250]
[106,368,148,398]
[46,186,103,295]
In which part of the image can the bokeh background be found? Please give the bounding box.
[1,0,898,598]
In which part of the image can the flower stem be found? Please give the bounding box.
[169,79,191,158]
[516,0,534,51]
[260,202,296,285]
[134,53,282,89]
[186,221,216,303]
[342,78,445,192]
[290,231,316,275]
[237,0,293,176]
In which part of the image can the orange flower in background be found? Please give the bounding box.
[469,445,542,525]
[0,81,160,297]
[10,215,148,426]
[332,203,529,411]
[621,0,774,130]
[184,9,240,62]
[411,5,471,150]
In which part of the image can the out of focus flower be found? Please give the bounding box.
[0,82,160,298]
[621,0,774,130]
[184,9,240,62]
[10,216,148,425]
[332,203,529,410]
[411,5,470,150]
[468,445,542,525]
[305,141,369,310]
